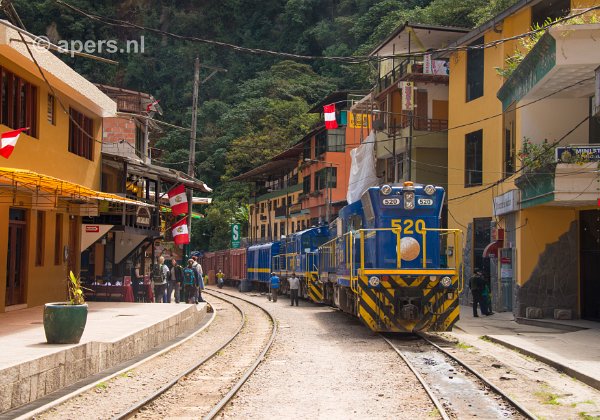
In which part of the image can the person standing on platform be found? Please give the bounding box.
[169,258,184,303]
[216,269,225,288]
[269,272,280,302]
[183,259,197,304]
[469,268,487,317]
[191,256,205,303]
[133,262,143,302]
[152,256,168,303]
[288,272,300,306]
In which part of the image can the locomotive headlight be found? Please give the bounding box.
[381,184,392,196]
[368,276,381,287]
[404,191,415,210]
[424,185,436,195]
[440,276,452,288]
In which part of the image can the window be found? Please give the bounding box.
[385,154,404,183]
[503,104,516,176]
[69,108,94,160]
[54,214,63,265]
[465,129,483,187]
[303,139,312,160]
[260,224,265,238]
[466,37,484,102]
[135,124,144,158]
[315,167,337,190]
[327,129,345,152]
[590,97,600,144]
[303,175,311,194]
[0,68,38,137]
[47,94,55,125]
[315,131,327,156]
[35,211,45,266]
[280,222,285,237]
[260,202,264,213]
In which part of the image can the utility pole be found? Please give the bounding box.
[184,58,200,260]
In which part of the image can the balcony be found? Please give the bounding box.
[375,58,449,95]
[515,158,600,209]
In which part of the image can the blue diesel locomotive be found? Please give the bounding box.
[244,182,463,333]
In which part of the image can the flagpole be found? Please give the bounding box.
[185,57,201,260]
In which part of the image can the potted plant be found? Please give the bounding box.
[43,271,88,344]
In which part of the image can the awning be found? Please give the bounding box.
[483,240,503,258]
[0,167,154,207]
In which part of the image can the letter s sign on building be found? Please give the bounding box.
[231,223,241,249]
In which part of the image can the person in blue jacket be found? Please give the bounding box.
[269,272,280,302]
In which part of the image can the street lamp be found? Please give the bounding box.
[304,158,339,224]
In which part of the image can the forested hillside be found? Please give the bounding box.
[9,0,516,250]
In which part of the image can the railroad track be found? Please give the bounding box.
[382,333,537,420]
[115,288,277,420]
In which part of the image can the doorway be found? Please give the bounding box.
[6,209,27,307]
[580,210,600,320]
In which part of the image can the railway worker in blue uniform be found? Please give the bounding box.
[469,268,487,317]
[288,272,300,306]
[269,272,280,302]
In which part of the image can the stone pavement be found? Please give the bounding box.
[0,302,208,413]
[454,305,600,390]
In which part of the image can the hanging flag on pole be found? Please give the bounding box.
[168,184,188,216]
[323,104,338,129]
[146,99,160,113]
[0,128,29,159]
[171,217,190,245]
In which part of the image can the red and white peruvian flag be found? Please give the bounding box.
[0,128,29,159]
[168,184,188,216]
[323,104,338,130]
[171,217,190,245]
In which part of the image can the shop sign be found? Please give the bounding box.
[493,189,520,217]
[555,145,600,162]
[136,207,151,226]
[349,113,369,128]
[289,203,302,214]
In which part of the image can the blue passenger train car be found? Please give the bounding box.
[247,242,280,284]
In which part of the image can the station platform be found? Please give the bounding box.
[0,302,208,414]
[454,306,600,391]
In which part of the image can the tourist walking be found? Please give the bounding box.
[288,272,300,306]
[269,272,280,302]
[191,256,205,303]
[469,268,487,317]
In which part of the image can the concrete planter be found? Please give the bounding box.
[43,302,88,344]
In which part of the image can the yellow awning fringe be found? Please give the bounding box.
[0,167,154,207]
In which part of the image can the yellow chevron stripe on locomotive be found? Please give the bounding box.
[356,274,460,333]
[307,272,324,303]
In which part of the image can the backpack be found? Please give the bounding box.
[183,267,195,285]
[152,264,164,285]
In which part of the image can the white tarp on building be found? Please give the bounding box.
[347,131,379,204]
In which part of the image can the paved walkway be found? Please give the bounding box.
[454,306,600,390]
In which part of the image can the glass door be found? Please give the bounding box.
[6,209,26,306]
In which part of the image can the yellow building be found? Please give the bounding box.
[446,0,600,319]
[0,23,143,311]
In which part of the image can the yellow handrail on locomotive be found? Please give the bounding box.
[421,228,464,293]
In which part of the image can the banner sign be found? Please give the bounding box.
[555,145,600,162]
[231,223,241,249]
[400,81,414,111]
[349,113,369,128]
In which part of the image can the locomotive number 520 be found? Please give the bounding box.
[390,219,426,235]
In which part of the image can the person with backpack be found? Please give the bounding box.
[169,258,184,304]
[152,256,169,303]
[183,259,197,304]
[469,268,487,317]
[269,272,280,302]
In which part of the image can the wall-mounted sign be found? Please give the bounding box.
[400,81,414,111]
[493,189,520,217]
[85,225,100,233]
[136,207,151,226]
[349,113,369,128]
[231,223,241,249]
[555,145,600,162]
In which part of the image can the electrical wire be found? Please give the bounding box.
[53,1,600,62]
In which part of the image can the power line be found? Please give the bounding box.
[52,1,600,63]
